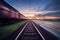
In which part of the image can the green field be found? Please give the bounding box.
[0,21,26,39]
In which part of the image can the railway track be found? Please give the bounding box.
[0,21,58,40]
[15,21,45,40]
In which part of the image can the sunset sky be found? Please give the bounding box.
[4,0,60,18]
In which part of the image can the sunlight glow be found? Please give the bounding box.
[20,10,59,19]
[23,13,35,17]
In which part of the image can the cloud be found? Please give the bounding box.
[35,10,60,15]
[34,0,60,11]
[44,0,60,10]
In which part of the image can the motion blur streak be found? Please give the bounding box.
[33,20,60,38]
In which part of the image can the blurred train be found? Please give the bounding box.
[0,0,25,26]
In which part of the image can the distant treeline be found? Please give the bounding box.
[40,19,60,22]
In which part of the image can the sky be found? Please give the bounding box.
[4,0,60,17]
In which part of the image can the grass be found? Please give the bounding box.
[0,21,26,38]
